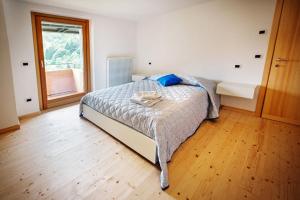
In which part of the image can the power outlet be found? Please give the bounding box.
[21,61,29,67]
[259,30,266,34]
[255,54,262,59]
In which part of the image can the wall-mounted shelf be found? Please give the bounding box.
[216,82,257,99]
[132,74,146,82]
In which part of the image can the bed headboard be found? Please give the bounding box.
[106,57,133,87]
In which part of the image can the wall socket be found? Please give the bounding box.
[21,61,29,67]
[255,54,262,59]
[259,30,266,34]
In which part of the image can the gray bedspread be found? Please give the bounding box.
[79,77,220,189]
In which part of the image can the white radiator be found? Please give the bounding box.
[106,57,133,87]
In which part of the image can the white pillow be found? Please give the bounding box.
[177,74,199,86]
[148,73,200,86]
[148,74,170,81]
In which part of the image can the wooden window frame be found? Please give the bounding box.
[31,12,91,110]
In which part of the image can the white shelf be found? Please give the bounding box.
[216,82,257,99]
[132,74,146,82]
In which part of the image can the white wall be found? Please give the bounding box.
[136,0,276,111]
[93,18,137,90]
[3,0,136,116]
[0,0,19,129]
[3,0,277,114]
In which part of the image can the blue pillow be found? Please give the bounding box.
[157,74,182,86]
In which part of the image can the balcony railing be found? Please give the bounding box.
[45,62,82,71]
[46,68,83,98]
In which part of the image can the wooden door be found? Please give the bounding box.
[32,12,90,109]
[262,0,300,125]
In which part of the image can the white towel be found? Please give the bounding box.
[133,91,161,100]
[130,91,162,107]
[130,98,162,107]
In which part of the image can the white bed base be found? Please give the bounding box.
[82,104,157,164]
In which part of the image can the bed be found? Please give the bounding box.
[79,76,220,189]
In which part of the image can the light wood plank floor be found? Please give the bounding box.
[0,105,299,200]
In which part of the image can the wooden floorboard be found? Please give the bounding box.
[0,105,299,200]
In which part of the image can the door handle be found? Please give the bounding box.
[276,58,288,62]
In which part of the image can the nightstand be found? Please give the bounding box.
[132,74,147,82]
[216,82,257,99]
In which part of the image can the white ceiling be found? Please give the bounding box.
[22,0,208,21]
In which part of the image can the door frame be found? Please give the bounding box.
[255,0,284,116]
[31,12,91,110]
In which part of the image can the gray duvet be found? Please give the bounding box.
[79,77,220,189]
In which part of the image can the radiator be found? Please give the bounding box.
[106,57,133,87]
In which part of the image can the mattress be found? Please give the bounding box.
[79,77,220,189]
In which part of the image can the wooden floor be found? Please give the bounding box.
[0,105,299,200]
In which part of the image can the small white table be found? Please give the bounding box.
[216,82,257,99]
[132,74,147,82]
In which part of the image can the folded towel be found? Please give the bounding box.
[133,91,161,100]
[130,97,162,107]
[130,91,162,107]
